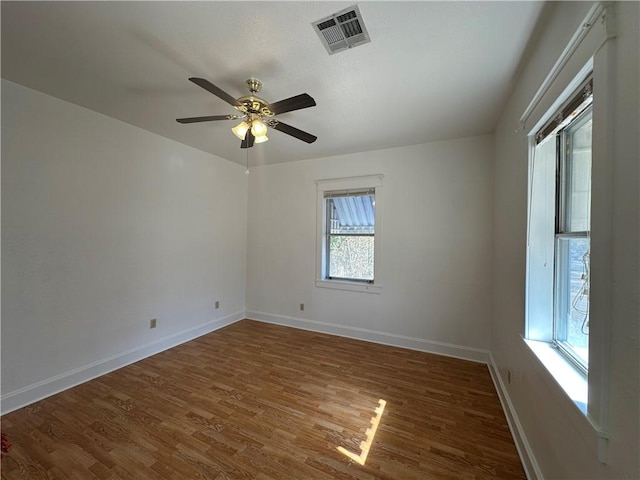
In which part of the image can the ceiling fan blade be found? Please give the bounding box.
[189,77,242,107]
[271,121,317,144]
[241,130,255,149]
[268,93,316,115]
[176,115,239,124]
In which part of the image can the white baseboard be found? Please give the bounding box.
[245,310,490,364]
[487,352,543,480]
[0,312,244,415]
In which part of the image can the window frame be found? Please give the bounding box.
[316,175,383,294]
[520,5,616,455]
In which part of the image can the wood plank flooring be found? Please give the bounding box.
[1,320,525,479]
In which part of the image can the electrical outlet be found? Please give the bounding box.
[215,301,220,309]
[150,318,157,329]
[300,303,305,311]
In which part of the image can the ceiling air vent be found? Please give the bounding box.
[312,5,371,55]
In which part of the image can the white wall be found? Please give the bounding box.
[491,2,639,479]
[1,80,248,411]
[246,135,494,359]
[3,3,637,476]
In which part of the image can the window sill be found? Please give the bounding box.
[524,338,587,413]
[523,337,611,463]
[315,279,382,294]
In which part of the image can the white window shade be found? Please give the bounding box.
[526,136,556,341]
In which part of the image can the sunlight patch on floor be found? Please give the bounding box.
[337,399,386,466]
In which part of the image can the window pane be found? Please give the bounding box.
[328,236,374,280]
[564,111,592,232]
[328,195,375,234]
[554,236,590,367]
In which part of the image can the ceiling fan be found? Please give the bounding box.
[177,77,317,149]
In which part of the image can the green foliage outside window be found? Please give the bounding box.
[328,236,374,280]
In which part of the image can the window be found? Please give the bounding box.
[325,190,375,282]
[527,76,592,374]
[554,107,592,371]
[316,175,382,293]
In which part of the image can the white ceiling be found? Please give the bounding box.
[1,1,544,167]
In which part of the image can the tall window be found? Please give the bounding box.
[324,190,375,282]
[316,175,382,293]
[554,106,592,370]
[527,76,592,373]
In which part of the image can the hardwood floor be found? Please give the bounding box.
[1,320,525,479]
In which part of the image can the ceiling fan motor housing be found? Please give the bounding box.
[235,79,275,118]
[235,96,275,118]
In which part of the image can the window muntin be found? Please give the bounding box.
[324,191,375,282]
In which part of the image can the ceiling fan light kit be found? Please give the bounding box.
[254,134,269,144]
[177,77,317,150]
[250,118,268,138]
[231,121,250,140]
